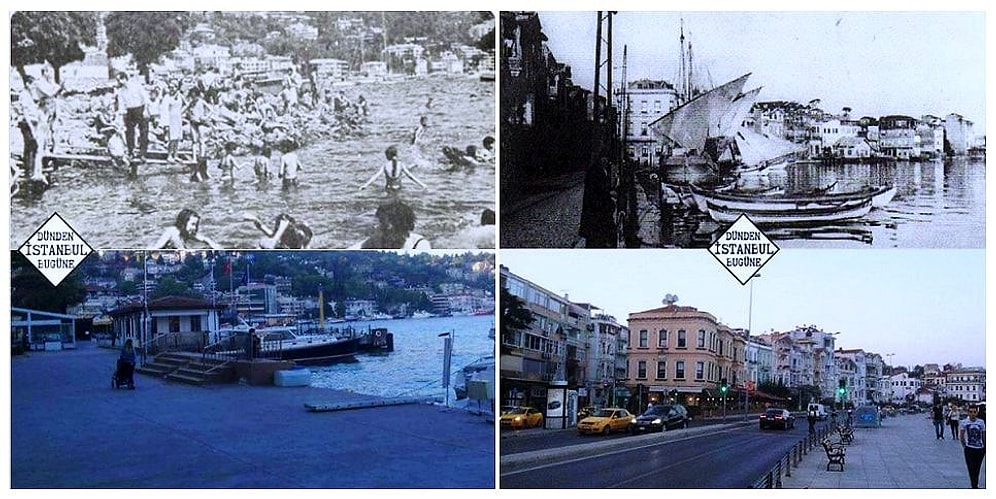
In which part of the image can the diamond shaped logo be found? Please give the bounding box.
[709,214,779,285]
[17,212,93,286]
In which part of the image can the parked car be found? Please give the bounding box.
[759,408,796,430]
[629,404,689,433]
[500,406,543,430]
[577,408,635,435]
[807,403,829,420]
[853,405,882,428]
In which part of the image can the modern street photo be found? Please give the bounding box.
[500,11,985,248]
[11,11,496,250]
[11,249,496,488]
[498,249,985,488]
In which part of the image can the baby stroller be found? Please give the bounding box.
[112,358,136,389]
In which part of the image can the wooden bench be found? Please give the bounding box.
[821,439,846,472]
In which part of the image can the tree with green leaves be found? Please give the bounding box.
[11,252,87,313]
[500,286,533,354]
[10,11,98,82]
[151,275,202,300]
[104,12,193,80]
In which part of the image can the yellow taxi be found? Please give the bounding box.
[577,407,635,435]
[500,406,543,430]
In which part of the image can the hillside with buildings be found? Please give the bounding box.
[11,251,495,347]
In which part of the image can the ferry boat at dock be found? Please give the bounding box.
[206,323,361,364]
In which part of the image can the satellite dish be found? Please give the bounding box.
[662,294,679,306]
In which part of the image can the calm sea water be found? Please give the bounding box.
[675,158,985,248]
[308,314,494,399]
[11,75,495,249]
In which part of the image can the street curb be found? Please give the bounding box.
[500,421,754,472]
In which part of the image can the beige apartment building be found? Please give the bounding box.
[627,304,746,414]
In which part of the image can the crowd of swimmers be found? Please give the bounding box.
[12,62,495,249]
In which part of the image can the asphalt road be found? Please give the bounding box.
[501,420,821,488]
[500,415,754,455]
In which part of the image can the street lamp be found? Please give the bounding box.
[745,274,760,421]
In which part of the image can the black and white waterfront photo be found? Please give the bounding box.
[11,249,496,488]
[10,11,496,250]
[500,11,985,248]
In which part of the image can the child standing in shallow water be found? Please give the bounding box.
[252,145,272,184]
[278,140,303,190]
[218,142,243,186]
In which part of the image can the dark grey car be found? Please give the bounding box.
[629,404,689,433]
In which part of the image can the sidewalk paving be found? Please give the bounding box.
[782,413,985,488]
[10,343,494,489]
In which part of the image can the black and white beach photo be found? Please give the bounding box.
[500,11,985,249]
[11,11,496,250]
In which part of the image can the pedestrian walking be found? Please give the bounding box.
[115,72,150,162]
[807,409,817,435]
[959,404,986,488]
[579,157,616,248]
[933,403,947,440]
[950,404,963,440]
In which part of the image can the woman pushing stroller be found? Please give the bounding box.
[115,339,137,389]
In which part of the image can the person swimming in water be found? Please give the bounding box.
[244,212,312,249]
[353,199,432,250]
[447,208,495,249]
[359,145,426,194]
[153,208,221,249]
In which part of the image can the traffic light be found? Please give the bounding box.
[837,379,847,396]
[720,377,729,395]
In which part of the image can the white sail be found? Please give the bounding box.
[719,87,762,137]
[650,73,751,152]
[734,128,805,167]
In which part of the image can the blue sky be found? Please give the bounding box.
[499,249,986,369]
[537,11,986,131]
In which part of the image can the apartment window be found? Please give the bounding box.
[697,330,706,349]
[696,361,705,380]
[656,361,667,379]
[526,335,541,350]
[675,361,686,379]
[169,317,180,333]
[654,100,661,113]
[190,315,201,332]
[658,329,668,348]
[638,360,647,379]
[677,330,686,348]
[641,100,647,113]
[639,329,648,348]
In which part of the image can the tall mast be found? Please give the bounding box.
[688,42,694,101]
[679,18,687,104]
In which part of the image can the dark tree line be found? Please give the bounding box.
[12,11,493,84]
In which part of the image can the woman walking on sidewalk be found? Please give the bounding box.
[959,404,986,488]
[950,404,963,440]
